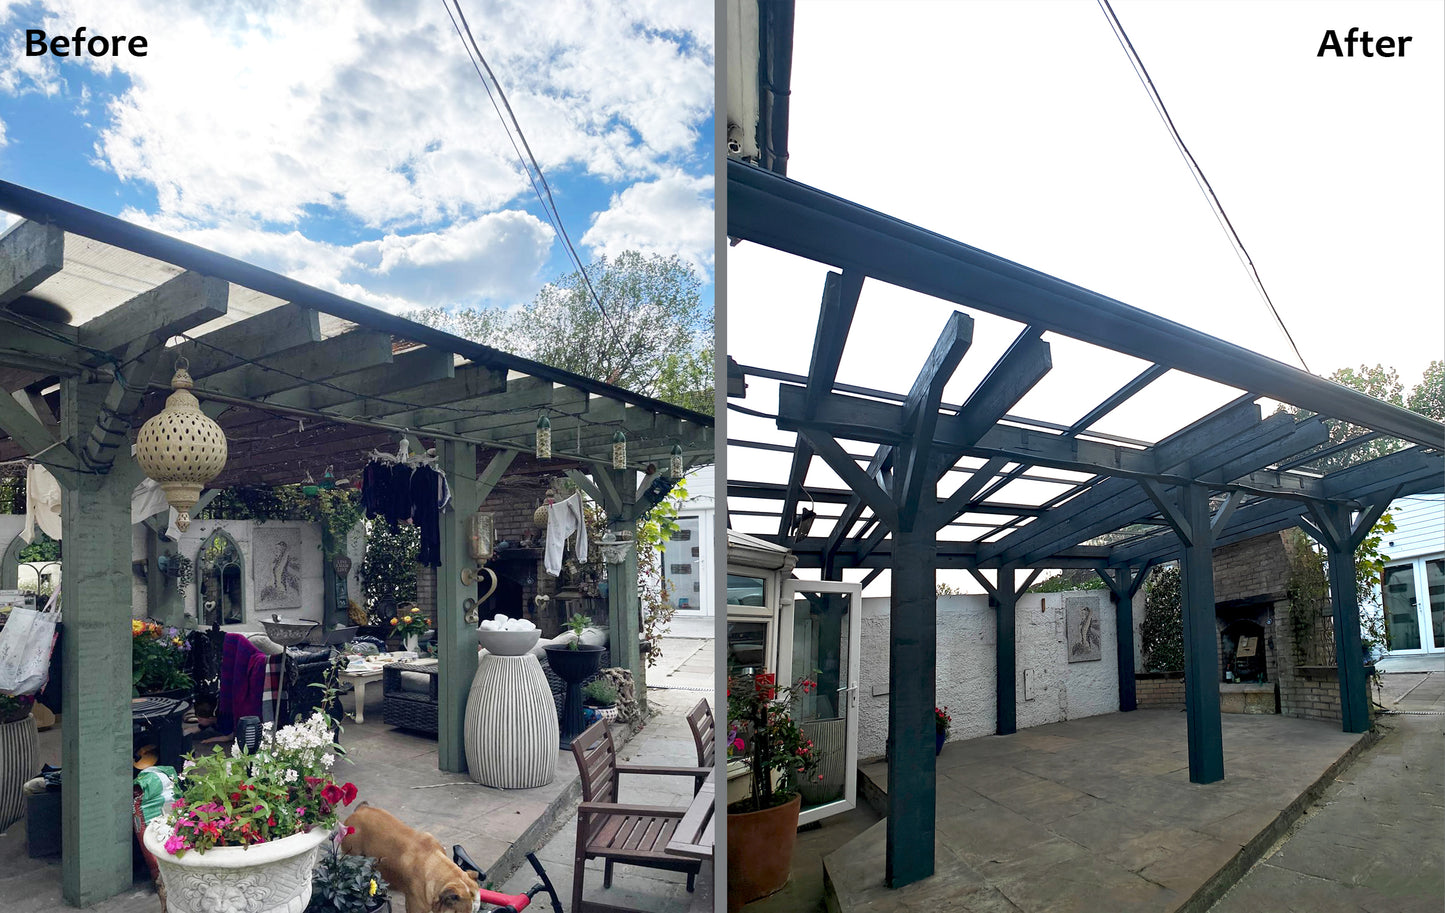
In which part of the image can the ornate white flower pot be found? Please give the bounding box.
[143,820,330,913]
[403,633,420,654]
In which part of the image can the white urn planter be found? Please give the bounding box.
[464,651,558,788]
[143,820,331,913]
[403,633,420,654]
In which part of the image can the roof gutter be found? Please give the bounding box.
[756,0,795,176]
[727,159,1444,450]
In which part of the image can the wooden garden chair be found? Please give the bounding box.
[686,698,715,782]
[569,719,709,913]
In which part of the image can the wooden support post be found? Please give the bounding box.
[59,377,141,905]
[436,439,480,773]
[884,527,937,889]
[1098,565,1149,713]
[995,566,1018,736]
[1300,499,1387,734]
[1178,485,1224,784]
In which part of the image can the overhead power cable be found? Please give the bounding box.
[439,0,627,355]
[1096,0,1311,374]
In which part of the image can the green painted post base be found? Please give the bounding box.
[885,531,937,889]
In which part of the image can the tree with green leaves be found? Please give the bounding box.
[411,250,713,414]
[1140,565,1183,672]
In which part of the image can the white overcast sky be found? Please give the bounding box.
[726,0,1444,592]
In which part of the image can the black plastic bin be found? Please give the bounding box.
[26,786,61,858]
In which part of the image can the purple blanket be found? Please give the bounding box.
[217,633,267,735]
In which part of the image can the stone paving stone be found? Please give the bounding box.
[829,708,1374,913]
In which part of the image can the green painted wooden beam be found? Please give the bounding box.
[326,362,508,420]
[201,329,394,400]
[0,220,63,306]
[77,271,229,358]
[172,303,323,379]
[265,347,456,412]
[1176,485,1224,783]
[0,387,76,471]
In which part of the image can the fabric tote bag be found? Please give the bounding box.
[0,589,60,695]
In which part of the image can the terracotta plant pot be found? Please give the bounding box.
[726,792,801,909]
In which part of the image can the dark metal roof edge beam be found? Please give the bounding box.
[756,0,795,175]
[0,181,712,428]
[727,159,1443,449]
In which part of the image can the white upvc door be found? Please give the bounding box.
[779,579,863,826]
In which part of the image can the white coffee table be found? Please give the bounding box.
[341,667,384,723]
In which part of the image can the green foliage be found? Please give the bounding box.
[0,473,24,515]
[565,612,590,649]
[411,251,713,413]
[1028,570,1107,593]
[1284,529,1332,664]
[357,521,419,614]
[17,530,60,564]
[936,581,960,596]
[132,620,194,696]
[635,478,688,667]
[307,848,389,913]
[1141,565,1184,672]
[1407,360,1445,420]
[199,486,362,555]
[583,680,618,706]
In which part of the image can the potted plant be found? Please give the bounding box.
[388,607,429,654]
[582,680,618,723]
[935,706,952,756]
[726,671,820,907]
[142,711,360,913]
[544,614,605,745]
[0,691,34,725]
[306,838,391,913]
[133,619,195,699]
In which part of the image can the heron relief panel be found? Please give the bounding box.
[1066,595,1102,663]
[254,526,304,612]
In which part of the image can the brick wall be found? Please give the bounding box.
[409,470,605,638]
[1211,532,1290,604]
[1273,594,1345,723]
[1135,672,1185,709]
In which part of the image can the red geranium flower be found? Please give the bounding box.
[322,783,344,806]
[341,782,358,805]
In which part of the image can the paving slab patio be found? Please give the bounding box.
[826,709,1373,913]
[1207,673,1444,913]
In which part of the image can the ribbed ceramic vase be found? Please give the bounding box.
[465,653,558,788]
[0,714,37,832]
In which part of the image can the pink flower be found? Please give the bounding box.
[164,835,188,854]
[296,807,307,818]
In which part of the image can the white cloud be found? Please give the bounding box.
[119,207,556,313]
[581,172,715,276]
[5,0,712,234]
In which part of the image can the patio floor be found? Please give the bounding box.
[825,709,1372,913]
[0,630,716,912]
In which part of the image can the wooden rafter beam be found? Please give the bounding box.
[265,347,456,413]
[200,329,394,400]
[894,311,973,525]
[0,221,63,307]
[77,271,229,360]
[169,304,323,378]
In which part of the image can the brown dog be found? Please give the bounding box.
[341,803,481,913]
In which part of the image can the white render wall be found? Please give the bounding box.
[130,518,363,628]
[857,588,1129,760]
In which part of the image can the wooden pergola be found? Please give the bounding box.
[0,181,713,906]
[725,158,1444,890]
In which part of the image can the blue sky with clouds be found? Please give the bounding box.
[0,0,714,315]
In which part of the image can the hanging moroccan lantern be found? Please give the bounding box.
[611,429,627,469]
[136,359,227,532]
[535,414,552,460]
[670,444,684,479]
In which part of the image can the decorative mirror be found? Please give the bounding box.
[197,529,244,625]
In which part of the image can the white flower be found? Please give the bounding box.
[284,769,299,784]
[321,754,335,769]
